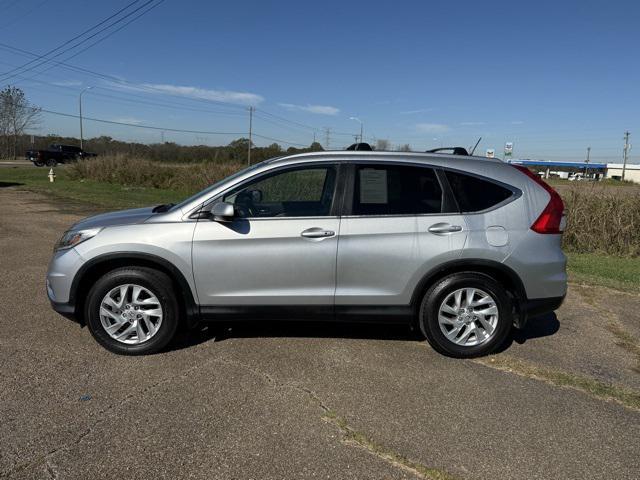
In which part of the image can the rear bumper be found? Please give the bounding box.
[516,295,565,328]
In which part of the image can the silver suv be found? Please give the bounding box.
[47,151,567,357]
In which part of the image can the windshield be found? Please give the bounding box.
[171,162,264,212]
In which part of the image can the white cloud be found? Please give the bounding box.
[107,80,264,105]
[144,83,263,105]
[416,123,450,134]
[52,80,83,87]
[459,121,485,126]
[278,103,340,115]
[113,117,144,125]
[399,108,433,115]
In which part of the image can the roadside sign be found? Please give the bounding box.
[504,142,513,158]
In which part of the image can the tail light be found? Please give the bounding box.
[512,165,565,234]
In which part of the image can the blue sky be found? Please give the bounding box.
[1,0,638,162]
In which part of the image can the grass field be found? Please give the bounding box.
[567,253,640,292]
[0,165,187,210]
[2,165,638,291]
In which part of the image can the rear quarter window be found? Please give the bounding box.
[445,170,513,212]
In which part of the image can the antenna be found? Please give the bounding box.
[470,137,482,156]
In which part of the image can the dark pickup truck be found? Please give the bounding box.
[26,144,97,167]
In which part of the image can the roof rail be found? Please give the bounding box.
[425,147,469,156]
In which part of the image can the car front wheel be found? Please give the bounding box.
[85,267,179,355]
[419,272,512,358]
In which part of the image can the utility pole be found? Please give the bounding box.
[622,131,630,181]
[247,106,254,165]
[585,146,590,177]
[78,86,92,150]
[349,116,364,143]
[324,127,331,150]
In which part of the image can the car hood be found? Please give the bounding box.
[71,207,155,230]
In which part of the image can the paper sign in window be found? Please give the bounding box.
[359,169,388,204]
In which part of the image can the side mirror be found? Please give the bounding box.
[210,202,235,222]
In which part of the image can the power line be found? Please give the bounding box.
[38,107,246,136]
[17,100,309,146]
[251,133,308,147]
[0,0,51,30]
[21,0,165,82]
[0,0,163,84]
[0,0,144,79]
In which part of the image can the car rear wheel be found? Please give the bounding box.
[419,272,511,358]
[45,158,57,167]
[85,267,179,355]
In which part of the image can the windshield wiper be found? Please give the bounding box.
[152,203,175,213]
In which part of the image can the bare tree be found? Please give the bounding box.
[0,86,41,159]
[397,143,412,152]
[375,139,390,151]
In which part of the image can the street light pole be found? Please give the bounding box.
[79,86,92,150]
[350,117,364,143]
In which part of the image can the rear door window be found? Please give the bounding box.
[352,164,444,215]
[444,170,513,212]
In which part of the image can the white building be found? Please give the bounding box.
[605,163,640,183]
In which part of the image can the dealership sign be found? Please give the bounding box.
[504,142,513,158]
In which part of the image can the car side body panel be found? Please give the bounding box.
[192,217,340,305]
[335,214,468,305]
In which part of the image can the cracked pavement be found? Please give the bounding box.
[1,186,639,479]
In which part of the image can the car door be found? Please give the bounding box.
[335,162,468,315]
[192,162,341,315]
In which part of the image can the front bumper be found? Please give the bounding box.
[47,248,85,322]
[50,299,79,322]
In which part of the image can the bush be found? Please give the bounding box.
[562,186,640,257]
[67,155,244,194]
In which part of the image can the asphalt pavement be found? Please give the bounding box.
[1,185,639,480]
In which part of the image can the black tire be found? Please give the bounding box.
[33,161,44,167]
[85,267,179,355]
[419,272,512,358]
[45,158,57,167]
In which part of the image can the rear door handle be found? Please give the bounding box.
[301,227,335,239]
[428,223,463,234]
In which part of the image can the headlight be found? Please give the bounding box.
[55,228,102,251]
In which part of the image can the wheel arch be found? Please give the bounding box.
[410,259,527,326]
[70,252,199,328]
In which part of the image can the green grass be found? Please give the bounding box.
[0,166,188,210]
[566,253,640,292]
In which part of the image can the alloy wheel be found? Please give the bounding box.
[437,288,498,347]
[99,283,163,345]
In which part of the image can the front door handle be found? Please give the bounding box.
[428,223,463,234]
[301,227,335,239]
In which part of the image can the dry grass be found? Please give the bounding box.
[67,154,244,194]
[561,185,640,257]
